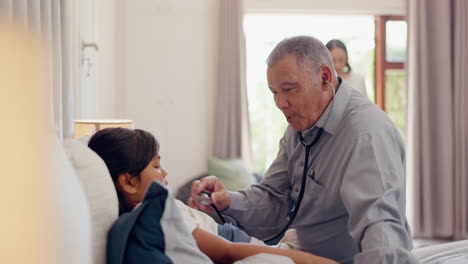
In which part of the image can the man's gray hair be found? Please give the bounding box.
[267,36,336,82]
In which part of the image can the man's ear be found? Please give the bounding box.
[117,173,139,194]
[320,65,333,89]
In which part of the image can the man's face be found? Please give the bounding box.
[267,54,329,131]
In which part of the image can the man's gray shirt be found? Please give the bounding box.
[224,80,418,264]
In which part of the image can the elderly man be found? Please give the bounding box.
[190,36,417,264]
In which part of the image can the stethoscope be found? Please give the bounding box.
[263,80,336,243]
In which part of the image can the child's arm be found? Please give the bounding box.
[192,227,338,264]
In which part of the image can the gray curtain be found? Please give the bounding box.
[213,0,251,162]
[407,0,468,239]
[0,0,74,139]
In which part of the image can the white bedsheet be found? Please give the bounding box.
[234,253,294,264]
[413,240,468,264]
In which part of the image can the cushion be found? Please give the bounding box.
[107,181,212,264]
[208,157,256,191]
[49,136,93,264]
[63,139,119,264]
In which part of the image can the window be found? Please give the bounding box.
[375,16,407,141]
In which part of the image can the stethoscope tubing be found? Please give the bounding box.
[263,127,325,243]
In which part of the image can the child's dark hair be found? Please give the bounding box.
[325,39,352,72]
[88,127,159,214]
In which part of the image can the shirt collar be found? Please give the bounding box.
[303,77,351,137]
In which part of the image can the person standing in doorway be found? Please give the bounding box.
[326,39,367,97]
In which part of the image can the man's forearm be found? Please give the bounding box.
[223,186,291,229]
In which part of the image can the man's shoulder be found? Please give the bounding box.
[340,96,401,140]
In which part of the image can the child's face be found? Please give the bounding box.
[132,155,168,202]
[140,154,168,186]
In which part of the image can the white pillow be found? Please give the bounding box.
[48,136,92,264]
[64,139,119,264]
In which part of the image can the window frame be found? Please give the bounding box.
[374,15,405,111]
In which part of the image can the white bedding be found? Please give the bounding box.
[234,253,294,264]
[238,238,468,264]
[413,240,468,264]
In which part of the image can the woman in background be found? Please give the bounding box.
[326,39,367,96]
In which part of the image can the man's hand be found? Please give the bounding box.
[188,175,231,213]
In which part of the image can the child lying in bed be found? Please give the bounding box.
[88,127,336,264]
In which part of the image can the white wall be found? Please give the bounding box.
[75,0,118,119]
[114,0,219,191]
[244,0,405,15]
[96,0,118,118]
